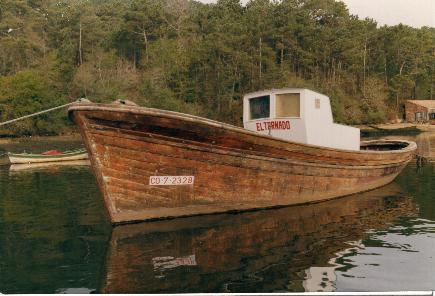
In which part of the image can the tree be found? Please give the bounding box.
[0,70,68,136]
[0,0,434,135]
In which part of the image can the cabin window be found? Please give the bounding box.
[249,95,270,120]
[315,98,320,109]
[276,93,300,117]
[430,113,435,120]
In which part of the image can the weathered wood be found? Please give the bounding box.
[68,103,417,224]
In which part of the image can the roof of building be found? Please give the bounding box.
[407,100,435,109]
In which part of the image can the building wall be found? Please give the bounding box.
[405,101,429,122]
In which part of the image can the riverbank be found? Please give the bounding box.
[0,133,83,145]
[357,123,435,137]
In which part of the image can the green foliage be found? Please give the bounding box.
[0,0,434,136]
[0,70,69,136]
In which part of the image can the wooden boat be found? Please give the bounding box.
[7,148,88,164]
[68,88,417,224]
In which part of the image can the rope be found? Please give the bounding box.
[0,98,85,127]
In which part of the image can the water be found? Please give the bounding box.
[0,134,434,293]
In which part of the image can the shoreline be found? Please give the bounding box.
[0,133,83,144]
[356,123,435,136]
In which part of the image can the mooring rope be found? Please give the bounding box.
[0,98,85,127]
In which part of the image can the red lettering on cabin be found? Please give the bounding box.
[256,123,261,131]
[256,120,291,131]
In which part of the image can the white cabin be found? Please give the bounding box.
[243,88,360,151]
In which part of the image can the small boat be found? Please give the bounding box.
[9,159,90,173]
[68,88,417,224]
[7,148,88,164]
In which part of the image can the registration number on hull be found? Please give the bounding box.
[149,176,195,186]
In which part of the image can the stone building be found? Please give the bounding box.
[405,100,435,124]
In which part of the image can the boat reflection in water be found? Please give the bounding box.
[102,183,416,293]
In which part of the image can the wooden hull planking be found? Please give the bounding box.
[69,104,417,224]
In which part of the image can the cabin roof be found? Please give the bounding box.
[244,88,320,98]
[406,100,435,110]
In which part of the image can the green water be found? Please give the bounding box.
[0,134,434,293]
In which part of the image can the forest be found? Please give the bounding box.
[0,0,434,136]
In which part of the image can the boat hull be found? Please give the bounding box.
[69,104,417,224]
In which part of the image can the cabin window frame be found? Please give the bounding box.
[249,95,271,120]
[274,92,301,119]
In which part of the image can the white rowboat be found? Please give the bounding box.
[7,149,88,164]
